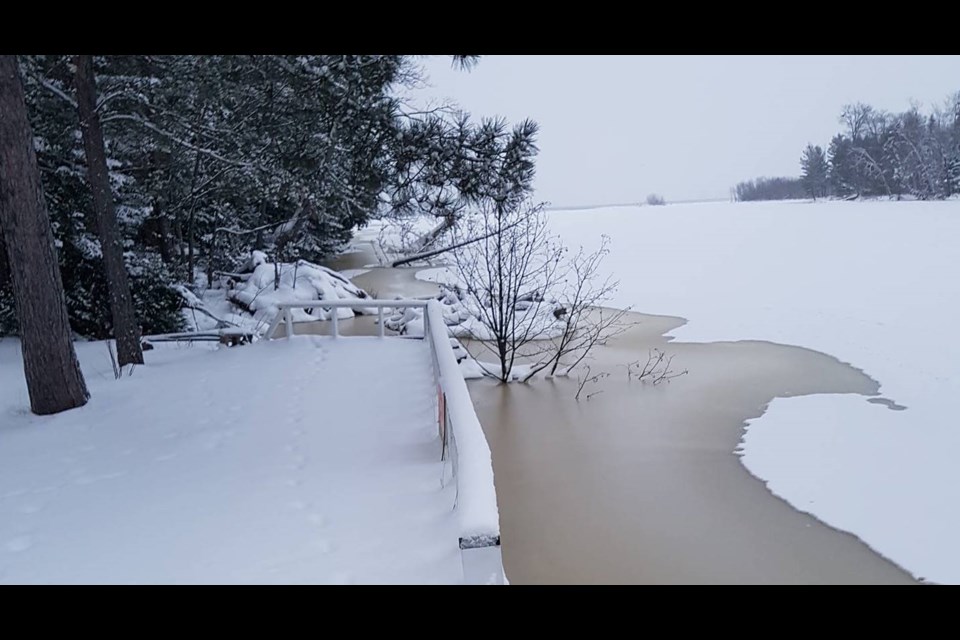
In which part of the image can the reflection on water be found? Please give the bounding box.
[324,246,441,300]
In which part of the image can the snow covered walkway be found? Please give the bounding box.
[0,337,462,584]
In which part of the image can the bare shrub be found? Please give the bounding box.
[626,348,687,385]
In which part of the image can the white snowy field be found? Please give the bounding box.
[547,199,960,583]
[0,337,461,584]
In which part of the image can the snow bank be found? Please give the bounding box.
[548,199,960,583]
[0,337,462,584]
[426,301,500,545]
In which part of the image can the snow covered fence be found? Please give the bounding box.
[268,299,503,584]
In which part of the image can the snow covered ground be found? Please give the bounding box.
[0,337,461,584]
[547,199,960,583]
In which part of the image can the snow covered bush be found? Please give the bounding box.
[59,250,184,339]
[646,193,666,206]
[0,245,184,339]
[224,251,372,328]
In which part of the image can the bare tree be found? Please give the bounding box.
[521,236,632,381]
[449,200,628,383]
[840,102,873,142]
[74,55,143,366]
[574,367,608,401]
[448,199,563,381]
[0,55,89,414]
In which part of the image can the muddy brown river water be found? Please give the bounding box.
[323,243,917,584]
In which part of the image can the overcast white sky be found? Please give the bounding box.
[418,55,960,206]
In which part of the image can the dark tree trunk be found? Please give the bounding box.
[155,202,174,264]
[175,218,184,258]
[184,150,201,284]
[73,55,143,366]
[0,55,89,415]
[187,209,195,283]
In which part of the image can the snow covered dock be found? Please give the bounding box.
[0,310,500,584]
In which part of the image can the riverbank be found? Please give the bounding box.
[329,221,918,584]
[465,311,915,584]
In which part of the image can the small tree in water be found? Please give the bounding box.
[448,198,630,382]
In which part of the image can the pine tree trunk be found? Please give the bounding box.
[0,55,90,415]
[187,209,195,283]
[73,55,143,366]
[156,204,174,264]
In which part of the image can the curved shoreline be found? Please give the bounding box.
[329,238,917,584]
[464,310,916,584]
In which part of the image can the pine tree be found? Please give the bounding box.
[947,149,960,197]
[0,55,89,415]
[74,55,144,365]
[800,144,829,200]
[2,55,540,341]
[828,135,856,198]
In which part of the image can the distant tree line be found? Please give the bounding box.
[735,92,960,202]
[733,177,806,202]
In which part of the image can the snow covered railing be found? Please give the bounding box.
[267,299,504,584]
[264,299,430,341]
